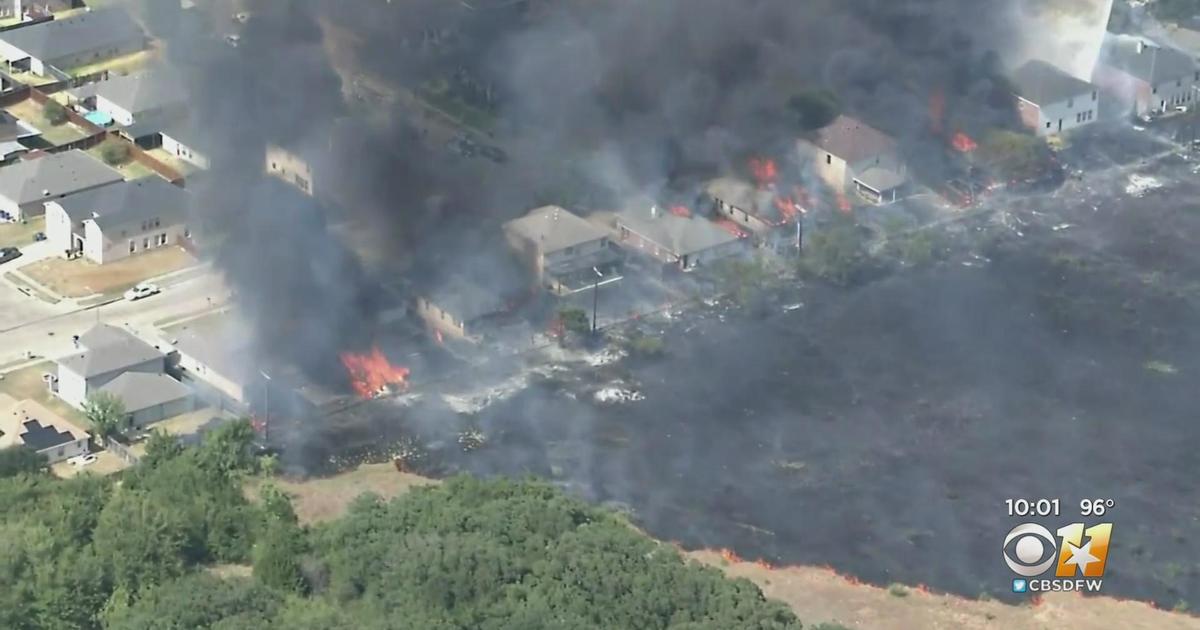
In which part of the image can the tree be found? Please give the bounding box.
[557,307,591,335]
[83,391,126,443]
[100,141,132,166]
[101,574,281,630]
[92,488,190,593]
[142,429,184,468]
[197,419,258,476]
[977,130,1052,182]
[788,89,840,131]
[800,213,868,286]
[716,255,772,305]
[44,100,68,126]
[0,446,48,477]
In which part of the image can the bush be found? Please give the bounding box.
[43,100,68,126]
[627,333,665,358]
[100,141,132,166]
[558,307,591,335]
[799,213,868,286]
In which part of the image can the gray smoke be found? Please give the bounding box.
[130,0,1048,405]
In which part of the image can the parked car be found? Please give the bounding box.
[124,282,161,301]
[0,247,21,264]
[33,231,46,242]
[69,453,98,467]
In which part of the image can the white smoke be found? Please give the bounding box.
[1008,0,1116,78]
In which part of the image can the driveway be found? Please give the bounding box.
[0,240,64,332]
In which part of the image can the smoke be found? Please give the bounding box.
[125,0,1107,424]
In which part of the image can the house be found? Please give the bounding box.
[0,149,123,220]
[1095,36,1199,116]
[44,177,189,264]
[415,276,512,343]
[170,324,254,406]
[53,323,192,428]
[266,143,316,196]
[0,1,82,22]
[503,205,618,294]
[1010,60,1099,136]
[609,201,746,271]
[0,393,90,464]
[0,8,145,76]
[702,177,802,246]
[413,242,529,343]
[152,120,208,169]
[90,69,187,128]
[798,115,908,205]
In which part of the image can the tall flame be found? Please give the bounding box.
[952,131,977,153]
[748,157,778,188]
[340,346,410,399]
[836,192,852,214]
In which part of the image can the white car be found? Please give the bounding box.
[124,282,161,301]
[69,453,98,467]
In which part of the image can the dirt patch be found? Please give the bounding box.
[245,463,438,525]
[21,246,195,298]
[0,361,87,426]
[4,98,89,146]
[85,140,156,180]
[691,550,1200,630]
[0,216,44,248]
[50,450,129,479]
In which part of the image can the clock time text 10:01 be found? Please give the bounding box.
[1005,498,1060,517]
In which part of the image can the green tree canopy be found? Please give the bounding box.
[83,392,126,441]
[0,446,48,478]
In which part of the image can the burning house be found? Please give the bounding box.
[503,205,619,295]
[411,241,529,345]
[798,115,908,206]
[702,175,804,249]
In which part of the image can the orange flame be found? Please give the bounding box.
[774,195,801,223]
[836,192,852,214]
[720,548,743,563]
[748,157,778,188]
[951,131,977,153]
[340,346,410,399]
[669,204,691,218]
[755,559,773,570]
[714,218,750,238]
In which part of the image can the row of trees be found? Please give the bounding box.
[0,420,802,629]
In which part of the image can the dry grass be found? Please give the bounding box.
[690,550,1200,630]
[21,245,195,298]
[145,148,201,177]
[0,216,44,248]
[50,450,129,479]
[4,99,89,146]
[246,463,439,526]
[65,48,159,78]
[85,139,156,180]
[0,361,87,426]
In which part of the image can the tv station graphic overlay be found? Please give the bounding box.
[1002,498,1115,594]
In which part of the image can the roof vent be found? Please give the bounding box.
[42,189,50,197]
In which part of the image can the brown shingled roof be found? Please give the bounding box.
[811,115,896,163]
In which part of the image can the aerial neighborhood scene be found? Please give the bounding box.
[1,1,1199,628]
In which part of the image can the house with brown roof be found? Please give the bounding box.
[798,115,908,205]
[701,177,802,248]
[503,205,619,294]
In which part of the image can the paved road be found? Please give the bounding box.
[0,270,229,369]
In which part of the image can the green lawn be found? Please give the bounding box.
[0,215,43,248]
[86,140,156,180]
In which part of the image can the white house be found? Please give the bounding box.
[1011,60,1099,136]
[91,69,187,127]
[503,205,618,294]
[0,394,90,464]
[0,8,145,76]
[158,122,208,169]
[1095,35,1200,117]
[53,323,192,428]
[45,177,189,264]
[266,143,315,196]
[170,325,253,405]
[609,202,747,271]
[0,150,123,221]
[797,115,908,205]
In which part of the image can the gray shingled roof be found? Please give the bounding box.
[616,205,741,256]
[61,178,189,233]
[810,115,896,164]
[0,150,123,206]
[503,205,607,253]
[99,372,190,414]
[0,8,144,63]
[94,70,186,117]
[1104,35,1197,85]
[58,324,163,378]
[1011,60,1095,105]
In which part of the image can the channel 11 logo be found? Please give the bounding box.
[1003,522,1112,593]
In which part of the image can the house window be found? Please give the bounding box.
[143,237,150,249]
[1092,91,1097,101]
[1153,86,1158,94]
[1067,97,1074,108]
[153,218,160,228]
[56,447,64,457]
[564,246,575,256]
[825,154,832,165]
[129,240,135,253]
[1045,121,1051,128]
[1178,79,1183,87]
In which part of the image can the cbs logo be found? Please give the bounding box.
[1003,522,1113,578]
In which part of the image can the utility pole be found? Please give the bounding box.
[591,266,603,334]
[259,370,271,444]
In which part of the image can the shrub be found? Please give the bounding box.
[100,141,132,166]
[44,100,68,126]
